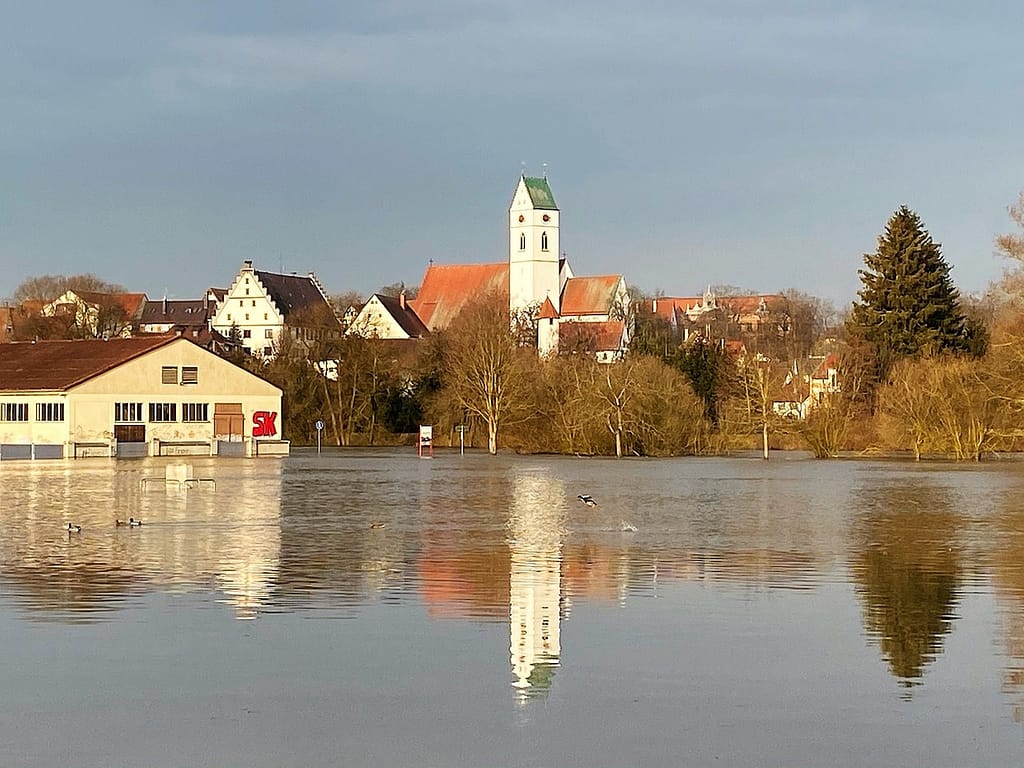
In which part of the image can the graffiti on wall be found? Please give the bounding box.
[252,411,278,438]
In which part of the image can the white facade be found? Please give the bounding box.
[509,176,561,317]
[210,263,285,356]
[0,338,285,459]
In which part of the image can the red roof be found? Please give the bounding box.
[72,291,147,318]
[536,296,559,320]
[409,263,509,329]
[559,275,621,317]
[812,353,839,380]
[559,320,626,352]
[0,336,176,391]
[649,297,701,323]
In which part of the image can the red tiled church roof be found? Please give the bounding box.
[560,275,621,317]
[409,263,509,330]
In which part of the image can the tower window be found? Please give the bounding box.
[541,231,549,251]
[519,233,526,250]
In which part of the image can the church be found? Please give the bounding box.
[350,174,631,360]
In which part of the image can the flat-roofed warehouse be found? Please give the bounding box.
[0,336,286,459]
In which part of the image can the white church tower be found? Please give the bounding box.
[509,174,560,317]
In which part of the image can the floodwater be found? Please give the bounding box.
[2,451,1024,767]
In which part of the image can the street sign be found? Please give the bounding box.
[455,425,466,433]
[315,419,324,454]
[315,420,324,432]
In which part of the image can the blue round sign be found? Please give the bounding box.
[315,420,324,431]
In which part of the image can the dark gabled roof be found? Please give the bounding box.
[0,336,176,391]
[522,176,557,210]
[254,270,336,321]
[139,299,209,325]
[373,294,430,338]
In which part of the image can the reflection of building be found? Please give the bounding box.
[0,458,283,620]
[508,470,567,700]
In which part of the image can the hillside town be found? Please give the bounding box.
[1,175,1022,461]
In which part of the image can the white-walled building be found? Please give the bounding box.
[210,261,340,357]
[0,336,286,459]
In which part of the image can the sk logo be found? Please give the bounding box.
[253,411,278,437]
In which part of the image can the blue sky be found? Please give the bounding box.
[3,1,1022,308]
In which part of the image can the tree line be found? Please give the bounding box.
[7,195,1024,460]
[250,197,1024,461]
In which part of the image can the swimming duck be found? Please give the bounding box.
[578,494,598,507]
[116,517,143,527]
[66,523,82,533]
[369,522,387,530]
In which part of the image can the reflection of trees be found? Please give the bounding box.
[990,494,1024,723]
[850,486,962,687]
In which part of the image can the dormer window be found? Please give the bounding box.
[541,231,549,251]
[519,233,526,250]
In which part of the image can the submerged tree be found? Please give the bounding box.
[849,206,982,379]
[443,293,534,455]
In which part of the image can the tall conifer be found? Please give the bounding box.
[850,206,977,376]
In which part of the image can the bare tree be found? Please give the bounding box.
[13,274,124,303]
[443,293,534,455]
[996,191,1024,262]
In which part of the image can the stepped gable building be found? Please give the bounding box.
[351,174,630,360]
[210,261,340,357]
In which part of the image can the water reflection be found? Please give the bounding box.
[849,481,963,689]
[508,469,567,701]
[0,459,282,621]
[991,494,1024,722]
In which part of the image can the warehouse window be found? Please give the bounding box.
[182,403,209,422]
[162,366,178,384]
[114,402,144,423]
[0,402,28,421]
[36,402,65,422]
[149,402,177,422]
[181,366,198,385]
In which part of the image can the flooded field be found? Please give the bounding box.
[3,450,1024,767]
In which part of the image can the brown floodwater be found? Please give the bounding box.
[2,450,1024,767]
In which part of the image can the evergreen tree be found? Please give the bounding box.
[849,206,980,377]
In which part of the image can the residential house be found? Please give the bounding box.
[0,336,286,460]
[209,262,340,357]
[40,290,147,339]
[348,292,429,340]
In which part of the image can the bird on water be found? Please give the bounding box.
[66,523,82,532]
[116,517,143,527]
[578,494,598,507]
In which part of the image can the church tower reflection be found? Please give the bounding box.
[507,469,568,702]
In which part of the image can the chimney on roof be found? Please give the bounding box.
[162,294,167,314]
[243,260,253,271]
[399,290,406,310]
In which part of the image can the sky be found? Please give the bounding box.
[2,0,1022,310]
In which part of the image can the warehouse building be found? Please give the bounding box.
[0,336,287,460]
